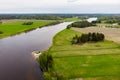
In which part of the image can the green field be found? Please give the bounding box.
[96,23,120,28]
[0,20,59,38]
[47,29,120,80]
[64,17,80,22]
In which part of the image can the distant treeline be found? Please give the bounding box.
[0,15,63,20]
[98,16,120,24]
[0,14,120,20]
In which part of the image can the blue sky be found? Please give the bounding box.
[0,0,120,13]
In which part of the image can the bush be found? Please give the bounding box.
[44,21,61,26]
[0,31,3,34]
[118,22,120,25]
[72,32,105,44]
[0,21,2,24]
[66,24,72,29]
[43,72,66,80]
[43,72,55,80]
[22,22,33,25]
[39,53,66,80]
[38,52,54,72]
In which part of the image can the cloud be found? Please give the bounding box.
[0,0,120,13]
[67,0,78,2]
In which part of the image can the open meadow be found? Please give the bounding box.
[45,29,120,80]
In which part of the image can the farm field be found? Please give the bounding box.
[46,29,120,80]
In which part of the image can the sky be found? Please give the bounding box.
[0,0,120,14]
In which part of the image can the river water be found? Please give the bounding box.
[87,17,98,22]
[0,22,71,80]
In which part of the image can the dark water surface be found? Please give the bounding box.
[0,22,71,80]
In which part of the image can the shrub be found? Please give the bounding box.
[44,21,61,26]
[118,22,120,25]
[43,72,55,80]
[22,22,33,25]
[66,24,72,29]
[0,31,3,34]
[43,72,66,80]
[38,52,54,72]
[0,21,2,24]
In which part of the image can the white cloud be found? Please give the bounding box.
[74,0,119,4]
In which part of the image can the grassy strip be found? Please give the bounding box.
[0,20,61,38]
[96,23,120,28]
[64,17,80,22]
[45,29,120,79]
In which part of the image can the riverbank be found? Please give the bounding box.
[0,20,61,38]
[40,29,120,80]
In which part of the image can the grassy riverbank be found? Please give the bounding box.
[0,20,61,38]
[45,29,120,80]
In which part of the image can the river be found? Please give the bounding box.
[0,22,71,80]
[87,17,98,22]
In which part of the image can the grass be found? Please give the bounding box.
[96,23,120,28]
[0,20,59,38]
[64,17,80,22]
[46,29,120,80]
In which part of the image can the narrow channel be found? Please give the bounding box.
[0,22,71,80]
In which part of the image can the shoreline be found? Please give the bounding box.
[0,20,62,39]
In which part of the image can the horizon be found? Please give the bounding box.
[0,13,120,14]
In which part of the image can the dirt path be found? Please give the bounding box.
[72,27,120,44]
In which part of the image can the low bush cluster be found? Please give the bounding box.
[0,21,2,24]
[38,52,54,72]
[66,24,72,29]
[71,32,105,44]
[44,21,61,26]
[0,31,3,34]
[38,52,66,80]
[22,22,33,25]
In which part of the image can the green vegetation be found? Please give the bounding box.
[38,52,54,72]
[22,21,33,25]
[64,17,80,22]
[96,16,120,28]
[0,31,3,34]
[0,21,2,24]
[43,29,120,79]
[71,33,104,44]
[38,52,66,80]
[0,20,61,38]
[69,21,94,28]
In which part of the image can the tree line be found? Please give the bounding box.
[71,32,105,44]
